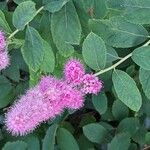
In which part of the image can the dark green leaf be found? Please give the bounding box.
[0,75,13,108]
[112,100,129,120]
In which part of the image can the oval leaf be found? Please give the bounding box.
[13,1,36,30]
[108,133,130,150]
[92,92,107,115]
[42,124,58,150]
[2,141,27,150]
[89,16,148,48]
[51,1,81,45]
[41,40,55,73]
[57,128,79,150]
[21,26,44,71]
[139,68,150,99]
[112,70,142,111]
[0,75,13,109]
[44,0,70,13]
[82,32,106,70]
[83,123,108,143]
[132,46,150,70]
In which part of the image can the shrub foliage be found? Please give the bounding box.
[0,0,150,149]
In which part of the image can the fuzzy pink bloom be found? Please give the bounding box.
[5,87,45,136]
[64,58,85,85]
[39,76,66,116]
[5,76,83,136]
[39,76,84,110]
[0,51,9,70]
[81,74,103,94]
[61,85,84,109]
[0,31,6,51]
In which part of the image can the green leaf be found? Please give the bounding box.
[55,40,74,57]
[0,10,12,33]
[106,46,119,63]
[57,128,79,150]
[13,1,36,30]
[112,100,129,120]
[42,124,58,150]
[107,0,150,24]
[79,114,96,127]
[2,141,27,150]
[41,40,55,73]
[145,132,150,145]
[0,75,13,109]
[89,16,148,48]
[139,68,150,99]
[132,127,147,145]
[3,60,20,82]
[83,123,108,143]
[44,0,70,13]
[117,117,140,136]
[108,133,130,150]
[21,26,44,71]
[123,0,150,24]
[78,135,94,150]
[82,0,107,19]
[112,69,142,111]
[92,92,108,115]
[82,32,106,70]
[24,136,40,150]
[51,1,81,45]
[132,46,150,70]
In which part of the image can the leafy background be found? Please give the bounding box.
[0,0,150,149]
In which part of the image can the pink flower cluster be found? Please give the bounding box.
[0,31,9,70]
[5,59,103,136]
